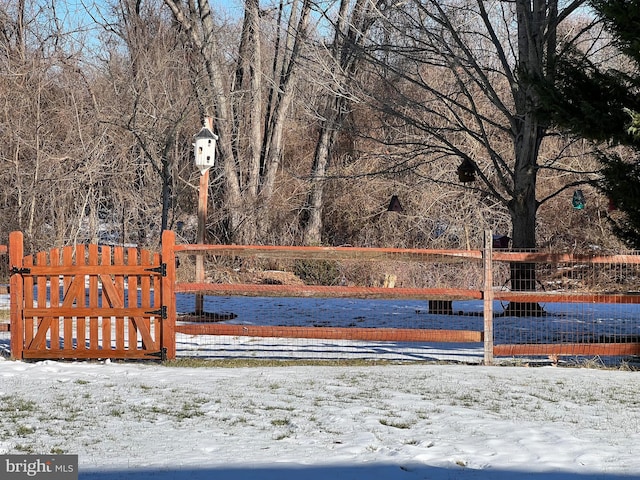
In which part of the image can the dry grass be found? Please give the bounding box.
[163,358,417,368]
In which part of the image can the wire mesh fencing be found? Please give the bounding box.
[173,245,487,362]
[492,251,640,362]
[172,240,640,365]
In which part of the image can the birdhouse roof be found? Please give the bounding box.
[195,126,218,140]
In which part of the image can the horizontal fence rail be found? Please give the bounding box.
[174,244,483,262]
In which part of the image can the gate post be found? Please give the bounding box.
[9,231,24,360]
[483,230,494,365]
[161,230,176,360]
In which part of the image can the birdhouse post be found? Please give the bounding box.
[194,118,217,315]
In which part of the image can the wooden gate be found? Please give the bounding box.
[9,231,176,360]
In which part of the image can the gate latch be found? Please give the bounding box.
[10,266,31,276]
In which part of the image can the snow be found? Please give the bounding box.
[2,292,640,479]
[1,359,639,480]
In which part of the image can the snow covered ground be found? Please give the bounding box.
[2,293,640,479]
[1,359,639,480]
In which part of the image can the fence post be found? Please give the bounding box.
[483,230,494,365]
[9,231,24,360]
[161,230,176,360]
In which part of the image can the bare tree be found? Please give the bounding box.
[0,0,114,251]
[163,0,312,244]
[301,0,382,245]
[96,0,197,244]
[361,0,597,312]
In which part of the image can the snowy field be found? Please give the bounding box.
[2,294,640,478]
[0,359,639,479]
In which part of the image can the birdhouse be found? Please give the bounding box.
[193,125,218,174]
[387,195,403,213]
[492,234,510,249]
[572,189,586,210]
[457,158,475,183]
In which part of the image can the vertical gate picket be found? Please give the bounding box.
[62,245,74,350]
[50,248,61,351]
[127,247,139,351]
[101,246,112,351]
[35,251,48,349]
[76,245,87,352]
[140,249,153,350]
[114,246,125,351]
[23,255,34,349]
[88,244,99,351]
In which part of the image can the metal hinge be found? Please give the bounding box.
[145,348,167,361]
[145,263,167,276]
[145,306,167,319]
[10,266,31,276]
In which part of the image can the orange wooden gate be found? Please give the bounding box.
[9,231,176,360]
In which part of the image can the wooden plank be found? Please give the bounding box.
[101,246,112,350]
[175,323,483,343]
[50,248,61,351]
[127,247,139,351]
[9,231,24,359]
[483,231,494,365]
[174,244,483,263]
[23,307,157,317]
[62,246,75,350]
[18,264,166,276]
[174,244,640,265]
[113,246,125,352]
[494,291,640,304]
[162,230,177,360]
[88,244,99,350]
[494,343,640,357]
[23,255,34,349]
[176,283,483,301]
[76,245,87,351]
[140,249,153,350]
[21,348,163,360]
[492,251,640,265]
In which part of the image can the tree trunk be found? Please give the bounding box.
[500,0,557,317]
[303,128,334,245]
[506,95,545,316]
[506,175,545,316]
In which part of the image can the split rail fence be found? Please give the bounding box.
[3,230,640,363]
